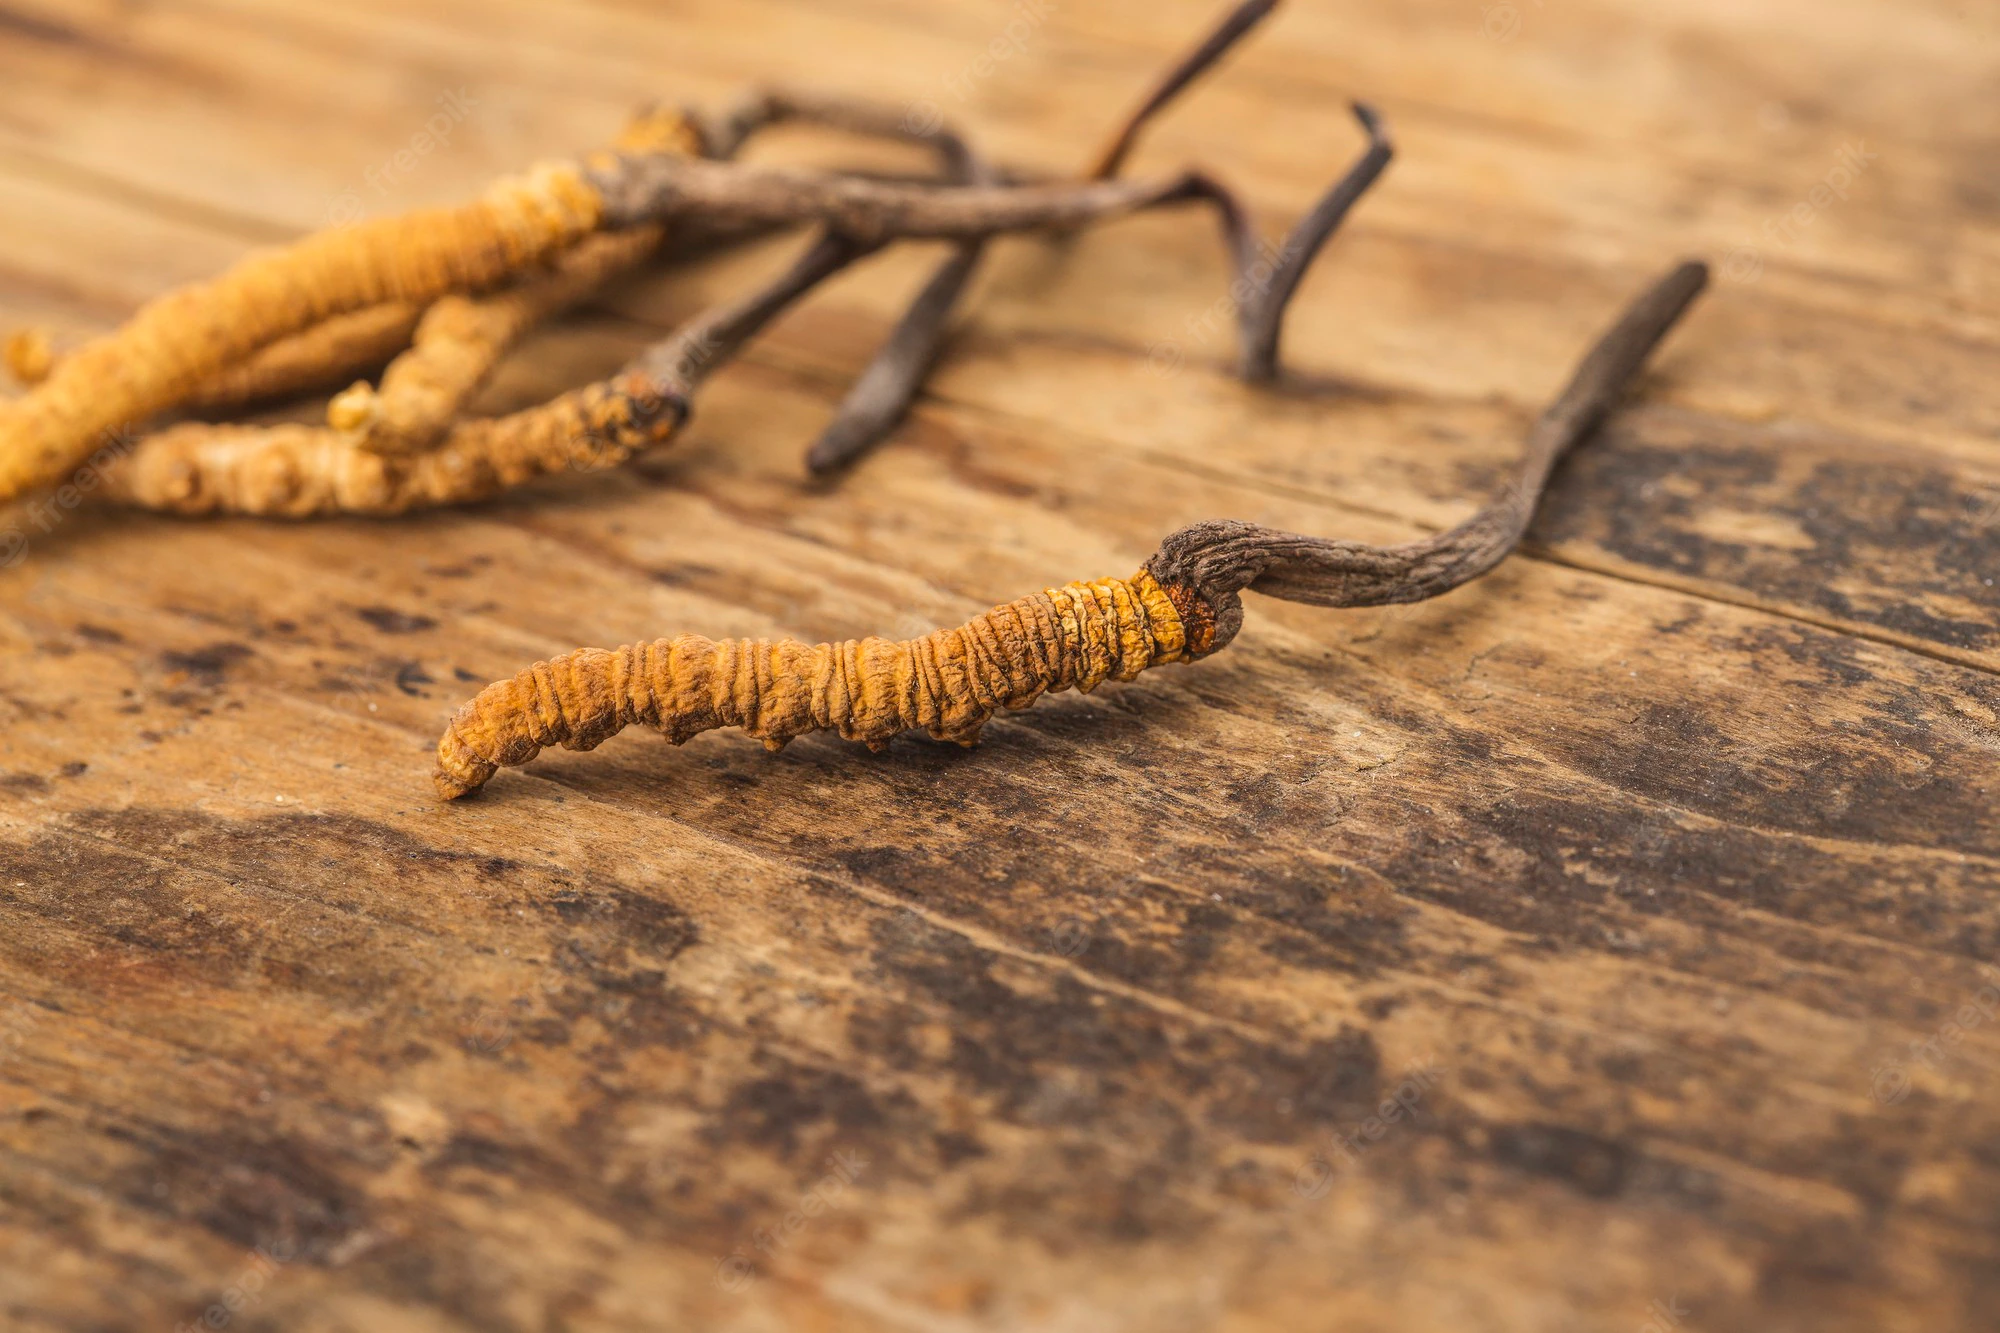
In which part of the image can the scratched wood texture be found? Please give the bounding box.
[1,0,1997,1329]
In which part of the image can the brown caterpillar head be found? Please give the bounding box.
[1157,578,1223,658]
[1144,519,1265,657]
[565,374,691,470]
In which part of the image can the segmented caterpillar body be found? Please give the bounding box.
[434,572,1192,797]
[47,108,703,514]
[98,370,685,517]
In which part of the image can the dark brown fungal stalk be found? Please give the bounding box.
[805,233,991,475]
[808,0,1288,475]
[1235,101,1393,382]
[795,1,1389,470]
[433,260,1708,798]
[795,93,1392,467]
[689,86,997,474]
[1144,260,1712,651]
[580,59,1390,384]
[1086,0,1283,182]
[688,1,1386,475]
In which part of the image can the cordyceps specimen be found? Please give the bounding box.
[433,260,1709,798]
[2,0,1391,517]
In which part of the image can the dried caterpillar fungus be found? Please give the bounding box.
[100,224,869,516]
[97,368,686,517]
[202,108,698,442]
[434,572,1191,798]
[89,109,704,508]
[96,245,670,515]
[0,161,607,503]
[96,261,661,515]
[317,107,704,453]
[434,260,1709,798]
[9,2,1385,507]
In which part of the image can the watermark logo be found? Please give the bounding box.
[1965,484,2000,531]
[1726,140,1877,284]
[465,1006,514,1055]
[1144,234,1300,379]
[1292,1055,1447,1200]
[902,101,946,137]
[1868,966,2000,1106]
[714,1248,758,1294]
[1482,3,1524,41]
[172,1236,297,1332]
[902,0,1057,130]
[320,88,479,228]
[363,89,477,198]
[0,422,140,571]
[1637,1295,1690,1333]
[1048,917,1091,959]
[1481,0,1544,42]
[714,1148,869,1293]
[1721,246,1764,284]
[322,192,365,228]
[1870,1063,1911,1107]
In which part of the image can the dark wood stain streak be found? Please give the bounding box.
[0,4,97,50]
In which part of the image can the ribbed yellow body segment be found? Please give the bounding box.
[434,572,1190,798]
[0,162,606,503]
[97,370,681,517]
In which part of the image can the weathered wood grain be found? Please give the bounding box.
[0,1,1996,1331]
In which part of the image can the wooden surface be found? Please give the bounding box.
[2,1,1997,1329]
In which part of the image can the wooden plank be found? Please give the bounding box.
[0,1,1996,1330]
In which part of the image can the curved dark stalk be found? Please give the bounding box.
[805,0,1290,474]
[806,233,990,474]
[695,88,977,178]
[631,231,874,399]
[591,0,1385,474]
[1087,0,1283,181]
[1145,260,1711,651]
[1236,102,1394,382]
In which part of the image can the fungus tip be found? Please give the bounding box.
[327,381,383,435]
[4,328,54,387]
